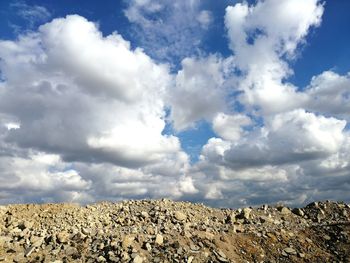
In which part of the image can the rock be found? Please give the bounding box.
[242,208,252,219]
[13,253,26,263]
[260,215,274,224]
[204,231,215,240]
[122,235,135,249]
[24,246,35,257]
[133,255,143,263]
[24,221,34,229]
[110,240,118,249]
[141,211,149,218]
[144,242,152,251]
[174,211,187,221]
[281,250,288,257]
[97,256,106,262]
[1,199,349,263]
[317,210,326,222]
[81,227,91,235]
[233,224,244,233]
[292,208,304,217]
[284,247,297,255]
[31,236,44,247]
[57,231,70,243]
[214,249,228,262]
[155,234,163,246]
[227,212,236,223]
[323,235,331,241]
[279,207,291,215]
[65,246,79,257]
[190,243,200,251]
[262,204,269,211]
[187,256,194,263]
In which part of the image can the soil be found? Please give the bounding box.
[0,199,349,262]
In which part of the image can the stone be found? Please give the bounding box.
[190,243,200,251]
[97,256,106,262]
[24,221,34,229]
[141,211,149,218]
[242,208,252,219]
[187,256,194,263]
[317,211,326,222]
[323,235,331,241]
[145,242,152,252]
[284,247,297,255]
[174,211,187,221]
[24,246,35,257]
[292,208,304,217]
[279,207,291,215]
[262,204,268,211]
[122,235,135,249]
[227,212,236,223]
[81,227,91,235]
[155,234,163,246]
[214,249,228,262]
[65,246,79,257]
[13,253,26,263]
[31,236,44,248]
[133,255,143,263]
[57,231,70,243]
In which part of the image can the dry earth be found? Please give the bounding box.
[0,199,350,263]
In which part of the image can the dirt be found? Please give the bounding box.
[0,199,349,262]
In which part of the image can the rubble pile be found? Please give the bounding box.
[0,200,349,262]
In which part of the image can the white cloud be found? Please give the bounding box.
[306,71,350,119]
[10,0,51,29]
[4,122,20,130]
[169,55,229,130]
[225,0,323,114]
[192,109,349,207]
[212,112,251,142]
[223,109,346,168]
[0,15,183,168]
[0,15,195,203]
[0,1,349,208]
[197,10,213,29]
[124,0,212,63]
[0,152,91,204]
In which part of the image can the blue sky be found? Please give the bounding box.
[0,0,350,207]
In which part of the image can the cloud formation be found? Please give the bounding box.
[188,0,350,207]
[124,0,213,63]
[0,0,349,207]
[0,15,192,203]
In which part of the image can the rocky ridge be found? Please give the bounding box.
[0,200,349,262]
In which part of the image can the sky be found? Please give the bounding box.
[0,0,350,208]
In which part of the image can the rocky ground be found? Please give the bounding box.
[0,200,349,263]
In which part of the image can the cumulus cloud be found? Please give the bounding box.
[193,109,349,207]
[225,0,323,114]
[183,0,350,208]
[0,152,91,204]
[1,0,349,208]
[224,110,346,168]
[0,15,195,203]
[212,113,252,142]
[124,0,212,63]
[0,15,182,168]
[169,55,230,130]
[306,71,350,119]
